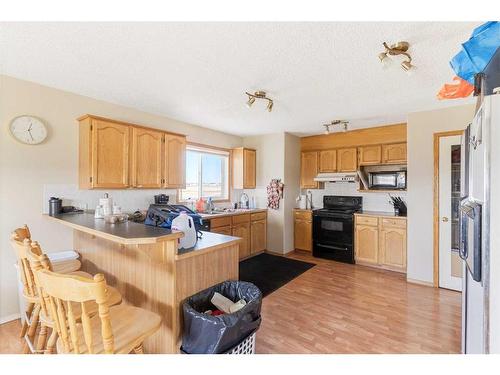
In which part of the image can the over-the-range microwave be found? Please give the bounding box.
[368,171,406,190]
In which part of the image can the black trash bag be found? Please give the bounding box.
[181,280,262,354]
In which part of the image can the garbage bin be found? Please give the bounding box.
[181,280,262,354]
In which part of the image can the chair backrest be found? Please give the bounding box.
[35,266,115,354]
[10,227,37,299]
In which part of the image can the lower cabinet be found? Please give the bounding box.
[354,214,407,273]
[208,212,267,260]
[355,225,379,264]
[232,223,251,259]
[294,209,312,252]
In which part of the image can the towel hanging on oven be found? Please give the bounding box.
[266,179,284,210]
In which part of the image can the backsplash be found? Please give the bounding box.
[43,184,242,213]
[42,184,179,214]
[305,182,407,212]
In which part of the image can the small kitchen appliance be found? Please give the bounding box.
[48,197,62,216]
[154,194,169,204]
[144,203,204,234]
[368,171,406,190]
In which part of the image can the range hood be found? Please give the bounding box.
[313,173,358,183]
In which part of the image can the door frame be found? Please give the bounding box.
[433,130,464,288]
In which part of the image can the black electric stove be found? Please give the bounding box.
[312,196,362,264]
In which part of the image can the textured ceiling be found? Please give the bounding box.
[0,22,477,136]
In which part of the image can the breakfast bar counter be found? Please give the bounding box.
[45,213,240,353]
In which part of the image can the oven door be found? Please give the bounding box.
[312,213,355,263]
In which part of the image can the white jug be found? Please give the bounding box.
[171,212,197,250]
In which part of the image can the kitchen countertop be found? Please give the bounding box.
[176,231,242,259]
[197,208,267,220]
[44,212,183,245]
[355,210,407,218]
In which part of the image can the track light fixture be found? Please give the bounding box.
[379,41,415,74]
[245,91,274,112]
[323,120,349,134]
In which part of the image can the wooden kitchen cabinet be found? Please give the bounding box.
[131,127,163,188]
[232,223,251,259]
[163,134,186,189]
[211,225,232,236]
[300,151,320,189]
[355,225,379,264]
[358,145,382,166]
[233,147,256,189]
[379,225,407,272]
[294,210,312,252]
[250,219,267,254]
[382,143,407,164]
[337,148,357,172]
[79,117,130,189]
[354,214,407,273]
[319,150,337,172]
[78,115,186,190]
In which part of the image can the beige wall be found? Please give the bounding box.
[0,75,243,321]
[243,134,285,252]
[406,103,475,284]
[242,133,300,254]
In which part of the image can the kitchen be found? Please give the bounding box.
[0,19,499,363]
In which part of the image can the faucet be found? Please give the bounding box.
[206,197,215,214]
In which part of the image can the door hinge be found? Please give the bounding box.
[90,125,93,131]
[90,176,93,183]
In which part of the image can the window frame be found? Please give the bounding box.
[178,142,232,203]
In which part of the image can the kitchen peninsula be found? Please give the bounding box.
[45,213,241,354]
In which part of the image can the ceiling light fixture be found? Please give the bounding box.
[245,91,274,112]
[379,41,415,74]
[323,120,349,134]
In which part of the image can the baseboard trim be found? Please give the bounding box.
[0,313,20,325]
[407,277,434,287]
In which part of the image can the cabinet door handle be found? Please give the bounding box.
[442,217,449,222]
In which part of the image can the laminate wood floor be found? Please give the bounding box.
[0,252,461,354]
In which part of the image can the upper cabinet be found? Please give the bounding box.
[131,127,163,188]
[358,145,382,166]
[300,151,320,189]
[382,143,407,164]
[337,148,357,172]
[164,134,186,189]
[78,115,186,189]
[233,147,256,189]
[88,118,130,189]
[319,150,337,172]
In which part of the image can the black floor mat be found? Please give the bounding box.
[239,253,315,297]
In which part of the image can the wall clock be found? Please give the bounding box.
[9,115,48,145]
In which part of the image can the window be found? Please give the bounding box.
[179,145,230,202]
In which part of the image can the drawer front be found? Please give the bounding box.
[251,211,267,221]
[211,225,232,236]
[210,216,231,228]
[381,217,407,228]
[294,210,312,220]
[355,215,378,226]
[232,213,251,225]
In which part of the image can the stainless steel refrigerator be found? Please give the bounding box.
[460,93,500,353]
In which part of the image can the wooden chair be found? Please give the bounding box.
[26,240,123,354]
[35,264,161,354]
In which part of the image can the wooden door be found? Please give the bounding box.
[163,134,186,188]
[294,219,312,251]
[337,148,357,172]
[319,150,337,172]
[300,151,319,188]
[355,225,378,264]
[131,127,163,188]
[382,143,407,164]
[379,227,407,272]
[91,119,130,188]
[211,225,232,236]
[250,219,267,254]
[358,145,382,165]
[232,223,250,259]
[243,149,256,189]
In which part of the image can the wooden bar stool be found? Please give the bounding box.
[35,263,161,354]
[26,240,123,354]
